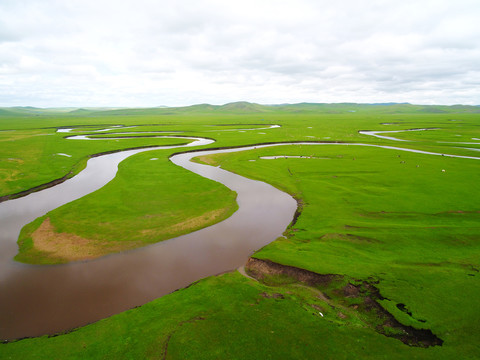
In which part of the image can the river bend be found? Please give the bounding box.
[1,133,479,340]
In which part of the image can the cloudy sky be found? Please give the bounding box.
[1,0,479,107]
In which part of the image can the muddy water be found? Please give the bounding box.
[2,136,479,340]
[0,139,296,340]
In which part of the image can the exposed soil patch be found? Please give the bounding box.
[260,292,285,299]
[32,218,98,261]
[343,283,360,297]
[290,198,304,228]
[246,258,340,287]
[193,155,219,166]
[245,257,443,348]
[141,209,228,237]
[31,218,139,262]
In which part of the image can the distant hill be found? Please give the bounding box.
[68,108,93,114]
[1,102,480,117]
[367,102,411,105]
[218,101,267,112]
[0,108,18,116]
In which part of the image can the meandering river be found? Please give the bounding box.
[1,129,479,340]
[0,135,298,340]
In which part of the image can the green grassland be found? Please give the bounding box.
[1,103,479,359]
[1,103,478,198]
[14,149,238,264]
[196,143,480,356]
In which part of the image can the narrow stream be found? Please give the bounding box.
[1,132,479,341]
[359,128,438,141]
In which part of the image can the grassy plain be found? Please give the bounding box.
[15,149,238,264]
[198,143,480,355]
[1,103,479,358]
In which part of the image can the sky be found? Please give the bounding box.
[1,0,479,107]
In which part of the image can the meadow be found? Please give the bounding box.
[0,103,479,359]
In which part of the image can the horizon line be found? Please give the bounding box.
[2,101,480,110]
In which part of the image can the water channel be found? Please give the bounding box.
[1,130,479,340]
[0,135,298,340]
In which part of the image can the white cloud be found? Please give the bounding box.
[0,0,479,106]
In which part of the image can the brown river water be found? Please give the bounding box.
[1,132,478,340]
[0,137,297,340]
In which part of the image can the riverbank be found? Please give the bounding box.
[12,137,241,265]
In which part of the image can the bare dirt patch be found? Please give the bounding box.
[246,257,339,286]
[193,155,219,166]
[31,218,135,262]
[141,209,227,238]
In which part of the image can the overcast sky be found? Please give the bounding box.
[1,0,479,107]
